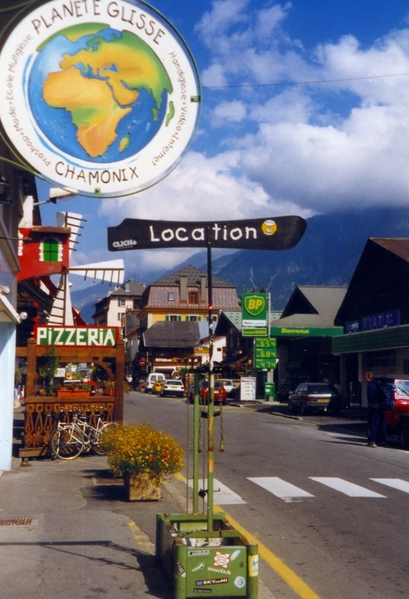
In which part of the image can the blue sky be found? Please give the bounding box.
[37,0,409,285]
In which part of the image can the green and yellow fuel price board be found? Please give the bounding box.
[254,337,277,369]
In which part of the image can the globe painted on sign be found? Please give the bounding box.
[28,24,173,163]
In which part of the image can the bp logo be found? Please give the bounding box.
[243,294,267,317]
[0,0,201,197]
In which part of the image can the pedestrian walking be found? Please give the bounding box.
[366,371,387,447]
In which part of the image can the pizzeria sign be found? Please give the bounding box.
[36,326,119,346]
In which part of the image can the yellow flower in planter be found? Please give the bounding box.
[99,422,184,485]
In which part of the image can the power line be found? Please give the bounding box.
[203,71,409,90]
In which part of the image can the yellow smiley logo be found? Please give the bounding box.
[261,219,277,236]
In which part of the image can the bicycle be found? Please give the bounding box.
[49,412,117,460]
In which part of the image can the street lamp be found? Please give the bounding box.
[33,186,77,206]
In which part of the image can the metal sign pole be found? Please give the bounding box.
[206,229,214,531]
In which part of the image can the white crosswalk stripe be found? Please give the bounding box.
[188,478,247,504]
[309,477,386,497]
[370,478,409,493]
[197,477,409,505]
[248,477,314,502]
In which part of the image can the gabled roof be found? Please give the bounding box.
[282,286,348,319]
[150,265,235,288]
[109,280,145,296]
[274,286,347,330]
[143,321,202,348]
[373,238,409,261]
[335,238,409,325]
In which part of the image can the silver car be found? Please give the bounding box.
[288,382,342,415]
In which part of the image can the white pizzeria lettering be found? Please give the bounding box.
[65,328,76,345]
[104,329,116,345]
[55,328,65,344]
[76,329,87,345]
[37,327,47,343]
[88,329,99,346]
[37,327,117,346]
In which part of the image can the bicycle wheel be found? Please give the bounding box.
[49,426,84,460]
[92,421,118,455]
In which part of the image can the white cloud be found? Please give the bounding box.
[192,3,409,214]
[213,100,247,124]
[61,1,409,282]
[195,0,251,39]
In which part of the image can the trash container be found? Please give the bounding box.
[264,382,275,400]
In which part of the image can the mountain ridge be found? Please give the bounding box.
[72,206,409,320]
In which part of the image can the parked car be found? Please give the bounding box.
[160,379,185,398]
[218,379,234,396]
[373,375,409,448]
[288,382,342,415]
[200,380,227,405]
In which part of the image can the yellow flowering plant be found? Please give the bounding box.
[99,422,184,484]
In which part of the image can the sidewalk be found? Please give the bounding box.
[1,409,275,599]
[0,454,184,599]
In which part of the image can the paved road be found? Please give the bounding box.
[127,392,409,599]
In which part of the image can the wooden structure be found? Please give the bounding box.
[16,337,125,458]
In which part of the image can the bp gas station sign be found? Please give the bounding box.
[242,294,267,326]
[242,293,267,336]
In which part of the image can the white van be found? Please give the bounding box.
[145,373,166,393]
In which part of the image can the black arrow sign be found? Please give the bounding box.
[107,216,307,251]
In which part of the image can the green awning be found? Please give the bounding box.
[270,326,343,337]
[332,325,409,354]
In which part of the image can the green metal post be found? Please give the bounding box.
[207,233,214,532]
[192,373,200,514]
[174,543,187,599]
[247,543,259,599]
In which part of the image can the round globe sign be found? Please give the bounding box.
[0,0,201,197]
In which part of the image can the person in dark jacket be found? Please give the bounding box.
[366,371,387,447]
